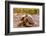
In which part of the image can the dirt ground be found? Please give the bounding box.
[13,14,39,28]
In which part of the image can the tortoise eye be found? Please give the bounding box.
[21,17,24,20]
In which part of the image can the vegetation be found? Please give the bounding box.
[13,8,39,15]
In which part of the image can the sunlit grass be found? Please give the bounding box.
[13,8,39,15]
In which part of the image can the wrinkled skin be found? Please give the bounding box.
[18,15,35,27]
